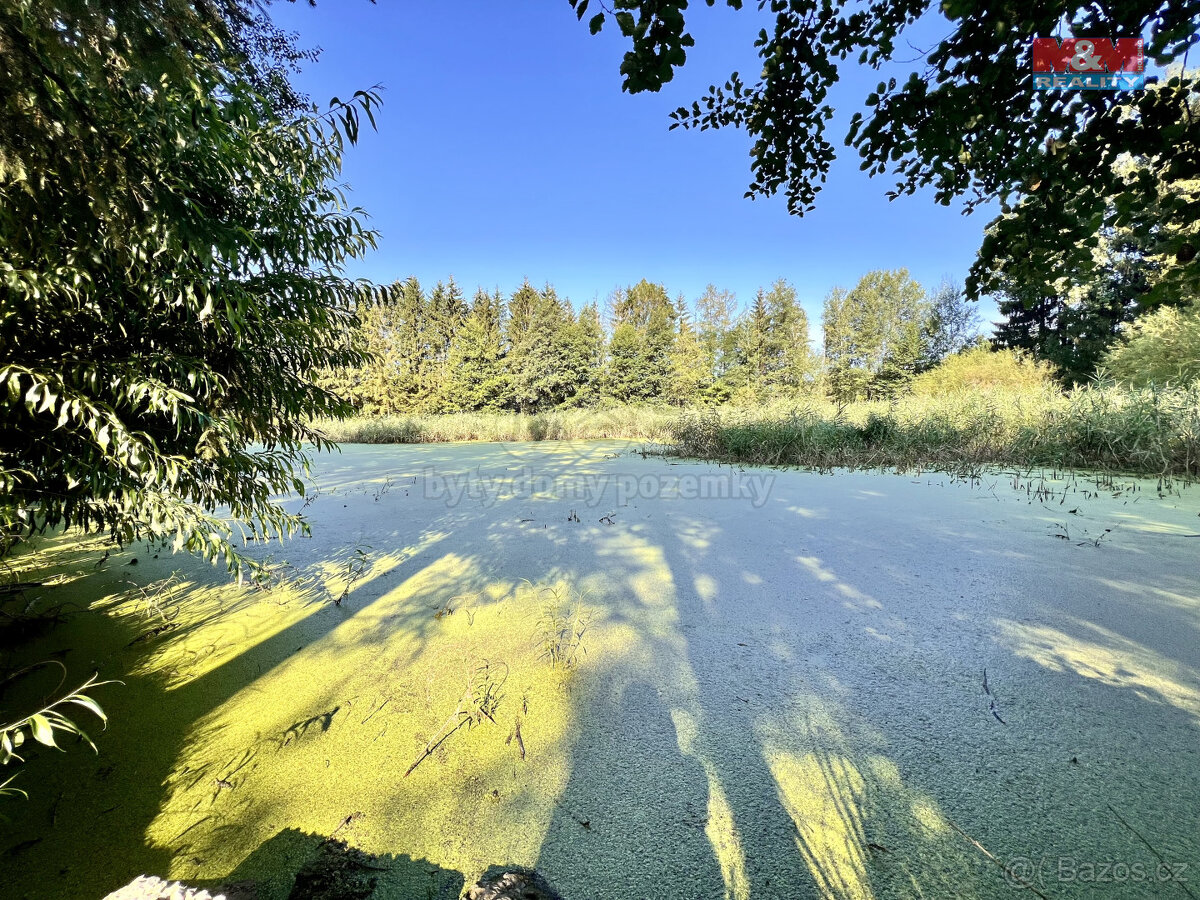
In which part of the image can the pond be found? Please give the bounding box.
[2,442,1198,899]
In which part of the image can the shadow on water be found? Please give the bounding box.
[1,444,1197,899]
[535,681,729,899]
[202,827,464,899]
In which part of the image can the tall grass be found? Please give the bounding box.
[317,383,1199,480]
[668,383,1200,480]
[316,406,679,445]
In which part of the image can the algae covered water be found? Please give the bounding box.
[2,443,1198,898]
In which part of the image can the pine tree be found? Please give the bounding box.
[763,278,813,395]
[667,295,708,404]
[605,280,676,401]
[695,284,738,392]
[444,288,506,410]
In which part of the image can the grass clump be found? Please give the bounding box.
[909,345,1056,396]
[525,581,589,670]
[667,383,1200,480]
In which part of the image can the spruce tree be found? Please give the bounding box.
[667,296,709,404]
[444,288,506,410]
[695,284,738,401]
[392,276,428,411]
[425,278,468,409]
[726,289,771,401]
[503,280,542,409]
[606,280,676,401]
[764,278,813,395]
[567,302,607,407]
[509,286,581,410]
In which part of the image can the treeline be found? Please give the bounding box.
[323,269,984,413]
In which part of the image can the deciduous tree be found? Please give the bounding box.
[0,0,380,572]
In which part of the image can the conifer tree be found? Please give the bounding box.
[763,278,813,394]
[391,276,428,410]
[695,284,737,383]
[509,286,581,411]
[425,278,468,409]
[444,288,507,410]
[355,283,406,414]
[606,280,676,401]
[667,296,709,404]
[503,280,542,407]
[567,302,607,406]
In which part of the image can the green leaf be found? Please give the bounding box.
[28,715,57,748]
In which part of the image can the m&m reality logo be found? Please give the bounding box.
[1031,37,1144,90]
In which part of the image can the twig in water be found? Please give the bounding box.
[329,811,363,840]
[404,662,506,777]
[361,696,391,725]
[990,697,1007,725]
[940,814,1051,900]
[404,712,467,779]
[506,715,526,760]
[1108,804,1199,900]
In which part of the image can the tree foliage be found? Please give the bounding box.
[571,1,1200,303]
[0,1,379,570]
[1103,300,1200,386]
[910,344,1056,396]
[325,274,824,411]
[605,280,678,402]
[823,269,928,401]
[922,279,982,366]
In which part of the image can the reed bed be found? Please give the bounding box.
[668,384,1200,480]
[317,383,1200,480]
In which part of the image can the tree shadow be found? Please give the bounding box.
[199,827,465,899]
[3,448,1198,900]
[535,680,728,898]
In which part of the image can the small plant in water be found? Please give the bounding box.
[119,572,184,623]
[371,475,395,502]
[299,484,321,512]
[404,659,507,777]
[337,542,372,606]
[526,580,590,670]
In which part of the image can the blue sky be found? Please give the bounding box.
[270,1,1002,329]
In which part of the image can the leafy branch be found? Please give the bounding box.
[1,666,115,797]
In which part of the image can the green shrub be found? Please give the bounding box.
[1103,302,1200,387]
[910,345,1057,396]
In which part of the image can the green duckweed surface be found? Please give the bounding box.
[1,441,1198,899]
